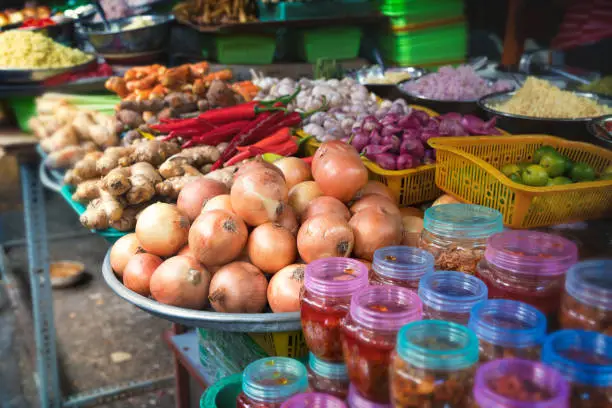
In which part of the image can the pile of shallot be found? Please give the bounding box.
[109,142,426,314]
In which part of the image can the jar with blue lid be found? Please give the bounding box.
[468,299,547,362]
[560,259,612,335]
[418,271,488,325]
[237,357,309,408]
[419,204,503,275]
[390,320,479,407]
[307,352,350,399]
[542,330,612,408]
[371,246,435,290]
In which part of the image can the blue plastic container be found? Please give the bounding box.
[307,353,349,398]
[371,246,435,290]
[238,357,308,406]
[542,330,612,406]
[469,299,547,362]
[418,271,487,325]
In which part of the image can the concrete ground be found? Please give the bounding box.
[1,189,176,408]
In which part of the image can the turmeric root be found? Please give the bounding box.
[102,167,131,196]
[71,180,102,203]
[158,145,220,179]
[105,76,130,98]
[118,139,180,167]
[80,192,125,230]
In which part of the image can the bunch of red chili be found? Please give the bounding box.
[150,88,310,169]
[20,18,56,29]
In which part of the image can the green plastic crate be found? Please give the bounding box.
[9,96,37,132]
[258,0,377,21]
[298,26,362,63]
[380,0,463,19]
[201,33,276,65]
[200,374,242,408]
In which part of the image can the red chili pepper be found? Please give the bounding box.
[150,117,215,133]
[266,139,298,156]
[237,127,291,152]
[198,102,281,125]
[224,149,258,167]
[181,120,250,148]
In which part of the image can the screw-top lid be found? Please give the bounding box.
[347,384,391,408]
[485,230,578,276]
[542,330,612,387]
[423,204,503,239]
[242,357,308,403]
[281,392,347,408]
[308,353,348,381]
[305,258,369,297]
[372,246,434,282]
[473,359,569,408]
[565,259,612,311]
[349,285,422,331]
[468,300,547,348]
[396,320,479,371]
[418,271,488,315]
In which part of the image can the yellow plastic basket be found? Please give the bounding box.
[429,135,612,229]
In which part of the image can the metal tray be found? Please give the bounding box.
[0,57,96,84]
[102,249,302,332]
[587,115,612,147]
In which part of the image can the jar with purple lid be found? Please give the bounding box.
[281,392,347,408]
[347,384,391,408]
[476,230,578,318]
[301,258,369,362]
[340,285,422,404]
[418,270,488,325]
[370,246,435,289]
[473,359,569,408]
[307,352,350,399]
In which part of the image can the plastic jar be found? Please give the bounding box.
[237,357,309,408]
[419,204,503,275]
[390,320,479,407]
[560,260,612,335]
[418,270,488,325]
[472,359,570,408]
[340,285,422,403]
[476,230,578,318]
[468,299,547,362]
[347,384,391,408]
[301,258,368,362]
[542,330,612,408]
[281,392,347,408]
[370,246,434,289]
[307,353,350,399]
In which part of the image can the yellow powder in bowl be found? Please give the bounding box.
[0,30,92,69]
[493,77,612,119]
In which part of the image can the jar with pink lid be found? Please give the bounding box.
[476,230,578,319]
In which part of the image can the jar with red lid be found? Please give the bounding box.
[301,258,369,362]
[560,260,612,335]
[476,230,578,318]
[236,357,309,408]
[419,204,503,275]
[370,246,434,290]
[307,352,350,399]
[341,285,422,404]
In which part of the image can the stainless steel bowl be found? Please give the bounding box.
[478,90,612,144]
[82,14,173,55]
[0,56,96,84]
[587,115,612,147]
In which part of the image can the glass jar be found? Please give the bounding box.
[237,357,309,408]
[468,299,547,362]
[476,230,578,318]
[419,204,503,275]
[281,392,347,408]
[347,384,391,408]
[341,285,422,404]
[307,352,350,399]
[560,260,612,335]
[370,246,434,289]
[390,320,479,407]
[542,330,612,408]
[472,358,569,408]
[418,271,488,325]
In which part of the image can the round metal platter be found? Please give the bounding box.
[0,57,97,84]
[102,249,302,332]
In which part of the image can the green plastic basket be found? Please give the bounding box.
[299,26,362,63]
[9,96,37,132]
[380,0,463,19]
[201,33,277,65]
[200,374,242,408]
[258,0,377,21]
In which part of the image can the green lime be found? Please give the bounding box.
[501,164,521,177]
[539,152,568,178]
[570,163,596,182]
[546,176,573,186]
[522,165,550,187]
[533,145,558,163]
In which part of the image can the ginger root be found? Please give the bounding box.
[109,204,147,231]
[96,146,133,176]
[155,175,202,199]
[118,139,180,167]
[102,167,131,196]
[80,192,125,230]
[158,145,220,179]
[71,180,102,203]
[46,144,98,169]
[40,125,78,153]
[204,164,241,189]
